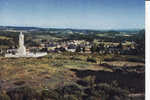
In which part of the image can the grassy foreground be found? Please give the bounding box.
[0,53,145,100]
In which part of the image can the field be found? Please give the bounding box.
[0,36,11,40]
[0,53,145,100]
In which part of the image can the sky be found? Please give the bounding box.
[0,0,145,30]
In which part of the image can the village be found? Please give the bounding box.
[0,38,137,56]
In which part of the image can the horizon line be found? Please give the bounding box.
[0,25,145,31]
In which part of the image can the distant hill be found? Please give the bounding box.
[0,26,142,36]
[0,26,46,31]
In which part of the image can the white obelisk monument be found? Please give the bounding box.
[5,32,48,57]
[17,32,26,56]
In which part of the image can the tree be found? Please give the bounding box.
[117,43,123,50]
[76,46,81,52]
[99,54,104,65]
[91,44,98,53]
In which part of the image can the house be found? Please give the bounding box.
[66,44,76,52]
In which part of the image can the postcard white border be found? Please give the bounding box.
[146,1,150,100]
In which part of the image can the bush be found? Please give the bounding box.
[42,89,62,100]
[87,58,97,63]
[83,76,96,88]
[52,62,64,67]
[77,80,88,87]
[7,86,39,100]
[13,80,25,86]
[127,58,145,63]
[94,83,130,100]
[53,84,83,100]
[0,91,11,100]
[70,56,82,61]
[104,58,117,61]
[63,95,79,100]
[86,96,99,100]
[61,84,82,95]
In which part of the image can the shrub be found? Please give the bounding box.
[42,89,62,100]
[47,55,53,59]
[0,91,11,100]
[83,75,96,88]
[87,58,97,63]
[127,58,145,63]
[70,56,81,61]
[61,84,82,95]
[77,80,88,87]
[13,80,26,86]
[86,96,100,100]
[21,86,38,100]
[52,62,64,67]
[7,86,39,100]
[104,58,117,61]
[94,83,130,100]
[63,95,79,100]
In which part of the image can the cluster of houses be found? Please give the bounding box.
[0,39,137,56]
[29,39,137,55]
[39,40,91,53]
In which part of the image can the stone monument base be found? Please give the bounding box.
[5,52,47,58]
